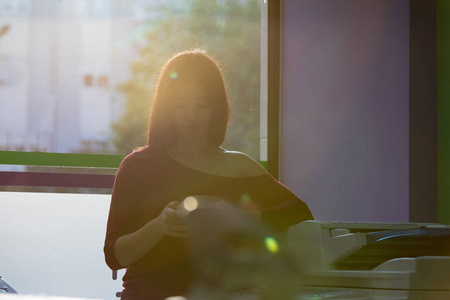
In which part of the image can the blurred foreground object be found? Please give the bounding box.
[183,197,303,300]
[168,218,450,299]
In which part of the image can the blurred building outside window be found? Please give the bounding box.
[0,0,265,161]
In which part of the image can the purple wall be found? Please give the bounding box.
[280,0,410,222]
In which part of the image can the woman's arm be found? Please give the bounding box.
[113,201,188,267]
[114,216,164,267]
[104,153,188,270]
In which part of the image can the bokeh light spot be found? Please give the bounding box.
[170,71,178,79]
[240,193,252,206]
[265,236,279,253]
[183,196,198,212]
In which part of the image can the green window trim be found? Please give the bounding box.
[0,151,124,168]
[0,150,268,170]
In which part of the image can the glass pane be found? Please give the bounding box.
[0,0,264,160]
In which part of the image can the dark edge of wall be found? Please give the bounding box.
[409,0,438,222]
[437,0,450,224]
[267,0,281,179]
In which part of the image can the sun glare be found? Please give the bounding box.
[183,196,198,212]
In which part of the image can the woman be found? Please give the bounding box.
[104,50,313,299]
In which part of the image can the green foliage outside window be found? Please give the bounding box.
[111,0,261,159]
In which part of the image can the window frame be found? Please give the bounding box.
[0,0,276,191]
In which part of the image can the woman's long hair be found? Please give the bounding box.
[146,50,231,151]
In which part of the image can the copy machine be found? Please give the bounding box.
[287,220,450,300]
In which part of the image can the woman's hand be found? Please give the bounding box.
[114,200,188,267]
[157,201,189,238]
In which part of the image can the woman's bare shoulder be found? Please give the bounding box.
[221,149,268,177]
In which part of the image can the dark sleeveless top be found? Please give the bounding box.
[104,147,313,299]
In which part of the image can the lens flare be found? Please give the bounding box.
[170,71,178,79]
[264,236,279,253]
[183,196,198,212]
[240,193,252,207]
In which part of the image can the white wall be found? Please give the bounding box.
[280,0,410,222]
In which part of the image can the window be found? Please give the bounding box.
[0,59,15,85]
[0,0,30,15]
[0,0,266,161]
[83,74,93,86]
[98,75,108,87]
[0,1,269,299]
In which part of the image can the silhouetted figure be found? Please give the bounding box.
[104,50,313,300]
